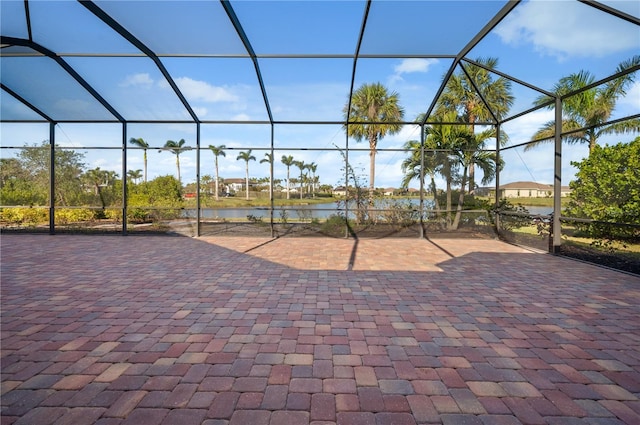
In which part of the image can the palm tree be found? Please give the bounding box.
[84,167,118,209]
[526,55,640,154]
[401,139,442,213]
[127,169,143,185]
[450,128,499,230]
[281,155,295,200]
[260,153,274,199]
[208,144,226,200]
[237,150,256,200]
[293,160,306,200]
[200,174,213,195]
[402,110,500,230]
[436,57,513,192]
[343,82,405,197]
[159,139,190,184]
[306,162,317,198]
[128,137,150,183]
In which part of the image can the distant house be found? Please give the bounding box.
[223,178,245,193]
[333,186,347,197]
[497,181,571,198]
[383,188,397,196]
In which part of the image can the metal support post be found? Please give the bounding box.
[122,124,128,235]
[552,97,563,253]
[49,123,55,235]
[196,123,201,237]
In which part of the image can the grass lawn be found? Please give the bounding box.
[477,196,570,208]
[192,195,336,209]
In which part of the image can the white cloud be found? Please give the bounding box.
[174,77,239,103]
[394,59,438,75]
[232,113,251,121]
[119,73,154,88]
[192,106,208,118]
[495,0,639,60]
[53,99,95,123]
[502,109,554,146]
[618,81,640,110]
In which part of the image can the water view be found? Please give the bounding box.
[188,200,554,220]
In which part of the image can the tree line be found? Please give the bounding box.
[1,55,638,232]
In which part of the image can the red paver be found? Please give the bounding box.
[1,234,639,425]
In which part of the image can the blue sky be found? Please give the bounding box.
[1,0,639,191]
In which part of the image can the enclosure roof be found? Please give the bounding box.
[1,0,639,125]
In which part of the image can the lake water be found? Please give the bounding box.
[187,199,554,220]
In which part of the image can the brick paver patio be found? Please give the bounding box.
[1,234,639,424]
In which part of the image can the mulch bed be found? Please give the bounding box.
[558,243,640,276]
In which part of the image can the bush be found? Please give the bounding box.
[0,207,48,226]
[55,208,97,224]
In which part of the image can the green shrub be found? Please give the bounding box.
[55,208,96,225]
[0,207,48,226]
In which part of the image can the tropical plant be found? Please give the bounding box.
[236,150,256,200]
[306,162,317,197]
[281,155,295,200]
[526,55,640,154]
[128,137,150,183]
[83,167,119,210]
[127,169,143,184]
[293,160,306,200]
[436,57,513,192]
[343,82,404,197]
[159,139,190,184]
[449,128,499,229]
[401,139,442,213]
[208,144,226,200]
[260,153,273,198]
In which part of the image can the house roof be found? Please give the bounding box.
[500,181,552,190]
[499,181,571,191]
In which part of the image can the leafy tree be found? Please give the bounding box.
[160,139,190,184]
[129,137,150,182]
[128,175,183,222]
[7,141,87,206]
[281,155,295,200]
[201,174,213,196]
[343,82,404,197]
[236,150,256,200]
[208,144,226,200]
[526,55,639,154]
[436,57,513,192]
[0,157,41,206]
[564,137,639,239]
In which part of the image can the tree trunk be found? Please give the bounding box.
[451,166,468,230]
[446,177,452,230]
[143,151,148,183]
[299,173,303,200]
[429,173,440,216]
[214,161,220,201]
[369,147,376,200]
[286,169,290,200]
[245,164,250,200]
